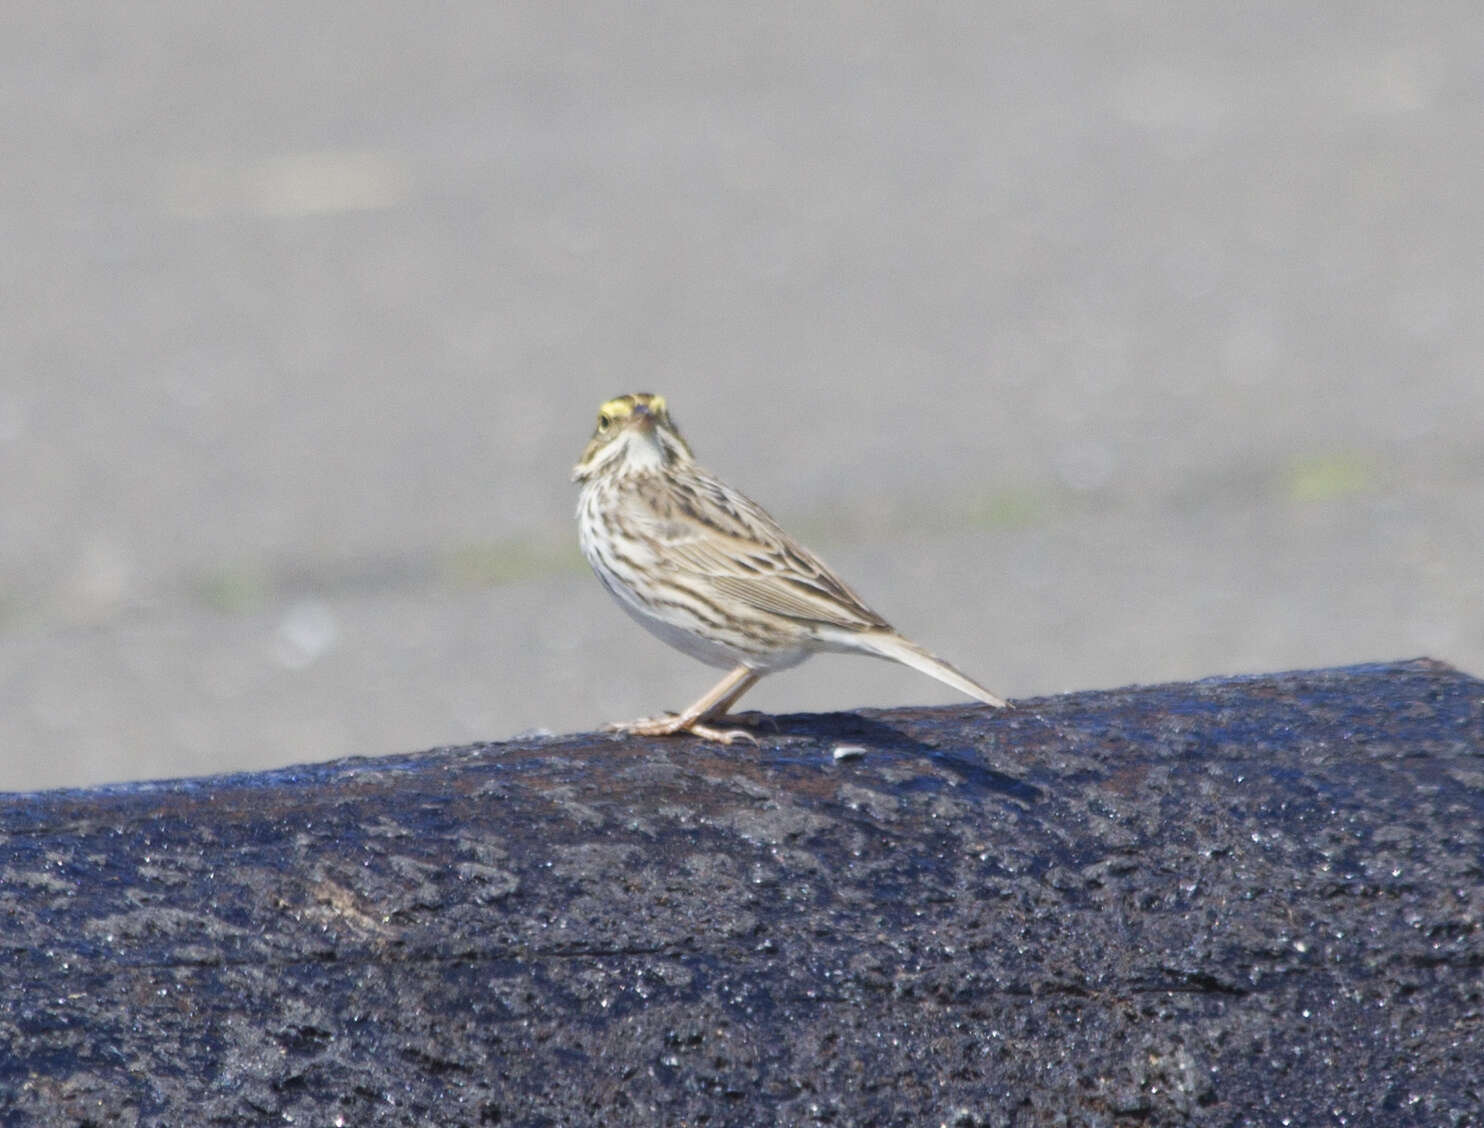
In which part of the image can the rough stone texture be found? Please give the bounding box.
[1,658,1481,1126]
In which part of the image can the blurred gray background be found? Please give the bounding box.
[4,4,1481,792]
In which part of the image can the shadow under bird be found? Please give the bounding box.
[573,393,1007,743]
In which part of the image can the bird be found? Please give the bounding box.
[572,393,1007,743]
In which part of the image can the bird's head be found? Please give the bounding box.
[572,393,695,481]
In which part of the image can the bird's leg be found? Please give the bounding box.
[702,668,761,717]
[608,664,762,744]
[696,669,772,732]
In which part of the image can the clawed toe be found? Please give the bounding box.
[605,714,678,737]
[604,713,760,745]
[685,721,759,746]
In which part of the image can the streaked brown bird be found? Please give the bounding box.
[573,393,1007,743]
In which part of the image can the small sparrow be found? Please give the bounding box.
[574,394,1007,743]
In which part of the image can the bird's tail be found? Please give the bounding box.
[857,631,1008,709]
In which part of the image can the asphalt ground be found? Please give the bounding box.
[3,3,1481,790]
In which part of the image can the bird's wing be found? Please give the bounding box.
[630,469,891,632]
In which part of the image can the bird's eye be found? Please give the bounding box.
[597,413,611,433]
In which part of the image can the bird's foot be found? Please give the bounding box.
[605,713,760,746]
[686,720,760,745]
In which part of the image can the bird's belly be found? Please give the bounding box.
[586,554,811,673]
[616,597,752,669]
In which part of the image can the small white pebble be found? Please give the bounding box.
[832,744,867,763]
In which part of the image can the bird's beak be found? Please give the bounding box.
[632,403,655,431]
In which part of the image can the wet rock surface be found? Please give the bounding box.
[1,659,1481,1126]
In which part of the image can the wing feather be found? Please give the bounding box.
[628,469,890,632]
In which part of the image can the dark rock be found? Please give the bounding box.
[1,659,1481,1126]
